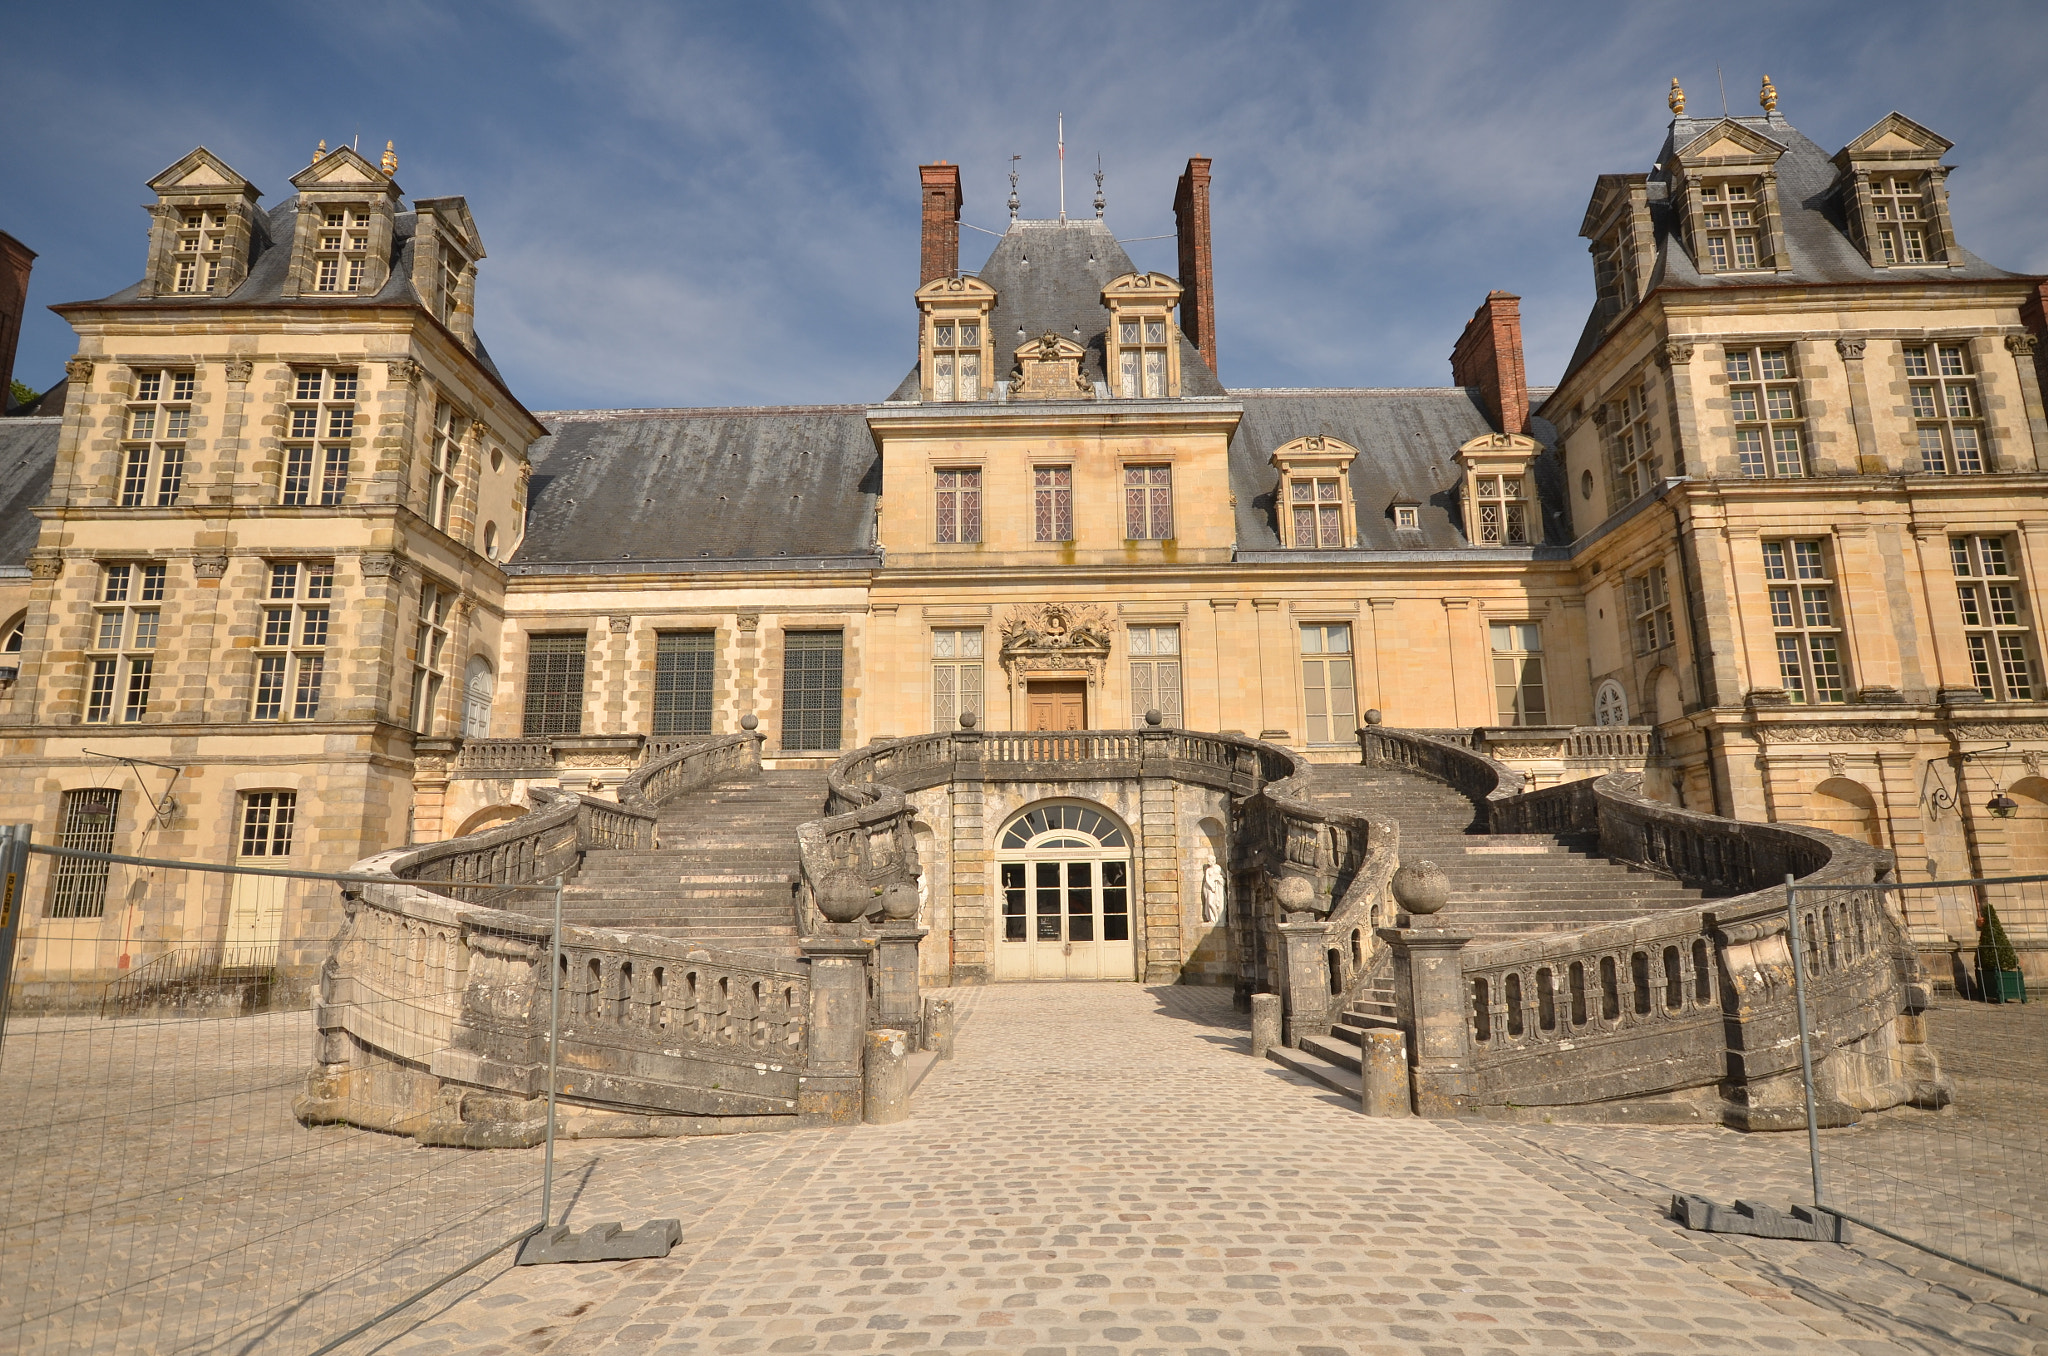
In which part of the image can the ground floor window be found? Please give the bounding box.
[653,630,716,735]
[1299,623,1356,744]
[932,629,983,732]
[523,634,586,735]
[1490,622,1548,725]
[782,631,844,751]
[1129,626,1182,725]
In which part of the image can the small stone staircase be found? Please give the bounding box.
[1270,764,1708,1097]
[564,770,828,955]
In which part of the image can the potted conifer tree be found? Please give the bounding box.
[1976,903,2028,1004]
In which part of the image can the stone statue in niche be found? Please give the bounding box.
[1202,861,1226,924]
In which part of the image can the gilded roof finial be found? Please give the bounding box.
[1668,77,1685,117]
[1759,74,1778,113]
[312,138,327,164]
[380,140,398,176]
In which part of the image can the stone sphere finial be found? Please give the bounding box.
[1392,860,1451,917]
[1363,709,1383,726]
[959,710,978,730]
[1144,708,1163,726]
[740,713,759,732]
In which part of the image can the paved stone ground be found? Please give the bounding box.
[348,985,2048,1356]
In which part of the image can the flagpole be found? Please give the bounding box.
[1058,113,1066,223]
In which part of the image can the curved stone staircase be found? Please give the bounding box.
[1271,764,1710,1097]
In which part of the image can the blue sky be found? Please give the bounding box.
[6,1,2046,412]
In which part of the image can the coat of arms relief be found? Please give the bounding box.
[998,602,1113,679]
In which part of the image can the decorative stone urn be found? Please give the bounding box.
[1271,872,1323,921]
[1391,860,1450,917]
[879,875,921,922]
[816,872,874,924]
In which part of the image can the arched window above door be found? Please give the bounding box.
[1000,802,1127,851]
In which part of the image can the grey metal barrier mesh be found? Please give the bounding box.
[1792,875,2048,1297]
[0,838,572,1354]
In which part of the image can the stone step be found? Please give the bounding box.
[1299,1032,1362,1073]
[1267,1045,1360,1099]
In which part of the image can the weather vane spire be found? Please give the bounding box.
[1057,113,1066,223]
[1008,155,1021,222]
[1093,154,1105,219]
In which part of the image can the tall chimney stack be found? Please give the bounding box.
[918,163,962,284]
[1450,290,1529,436]
[0,231,35,412]
[1173,157,1216,374]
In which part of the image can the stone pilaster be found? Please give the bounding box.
[948,730,989,982]
[1380,925,1473,1117]
[1138,726,1182,982]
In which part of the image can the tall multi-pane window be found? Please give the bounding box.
[1124,465,1174,540]
[1628,565,1677,655]
[1608,383,1657,499]
[239,791,298,857]
[1870,177,1930,265]
[172,211,228,294]
[409,582,451,734]
[1490,623,1549,725]
[1952,535,2034,700]
[1128,626,1182,726]
[930,319,982,401]
[931,629,983,732]
[781,631,844,752]
[252,561,333,721]
[935,468,981,544]
[653,631,716,736]
[1290,477,1347,548]
[120,370,193,507]
[1763,540,1847,703]
[1034,467,1073,542]
[1725,346,1805,478]
[49,789,119,919]
[1696,181,1762,272]
[283,368,356,506]
[428,403,465,532]
[1906,344,1986,474]
[1472,474,1530,546]
[523,635,586,736]
[312,209,372,292]
[86,562,166,723]
[1299,624,1356,745]
[1117,316,1170,398]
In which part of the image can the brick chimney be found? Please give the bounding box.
[919,162,962,284]
[1450,290,1529,436]
[0,231,35,411]
[1173,158,1216,374]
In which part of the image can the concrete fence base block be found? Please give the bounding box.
[1250,993,1282,1059]
[1671,1194,1849,1243]
[1359,1028,1412,1117]
[517,1219,682,1265]
[864,1027,912,1124]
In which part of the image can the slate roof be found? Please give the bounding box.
[1227,389,1566,551]
[76,198,507,384]
[0,417,58,568]
[1560,110,2028,384]
[508,406,881,570]
[888,219,1226,402]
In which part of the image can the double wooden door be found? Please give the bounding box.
[1027,680,1086,731]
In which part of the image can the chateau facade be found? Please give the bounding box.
[5,83,2048,998]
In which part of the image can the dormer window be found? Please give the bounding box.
[1393,503,1419,531]
[932,320,983,401]
[1474,475,1529,545]
[913,274,998,403]
[174,212,229,293]
[437,246,466,324]
[1101,273,1185,400]
[1698,181,1763,271]
[1268,435,1359,550]
[1832,113,1957,271]
[1455,432,1543,549]
[314,209,374,292]
[1117,318,1170,398]
[1872,179,1929,264]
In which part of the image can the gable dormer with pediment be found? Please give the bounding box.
[1009,331,1093,401]
[411,196,486,350]
[1579,173,1654,322]
[1830,113,1960,271]
[281,144,404,301]
[1454,431,1544,547]
[1269,435,1360,548]
[138,148,263,301]
[914,274,997,402]
[1671,119,1792,276]
[1101,272,1185,399]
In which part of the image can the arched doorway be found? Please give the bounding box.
[994,800,1135,981]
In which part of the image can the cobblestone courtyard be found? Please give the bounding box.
[359,985,2046,1356]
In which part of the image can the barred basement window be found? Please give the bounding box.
[173,211,228,294]
[1726,346,1805,478]
[1124,465,1174,540]
[1607,383,1657,499]
[523,634,586,736]
[87,562,165,723]
[931,628,983,732]
[1763,540,1847,703]
[252,561,333,721]
[121,370,194,507]
[1034,466,1073,542]
[652,630,716,736]
[1628,565,1676,655]
[1871,177,1931,265]
[935,468,981,544]
[283,368,356,505]
[49,788,118,918]
[1128,626,1182,726]
[1472,474,1528,546]
[428,403,465,532]
[312,210,372,292]
[409,582,451,733]
[1117,316,1170,398]
[1906,344,1986,474]
[1490,623,1548,725]
[1952,534,2034,700]
[930,319,982,401]
[781,631,844,752]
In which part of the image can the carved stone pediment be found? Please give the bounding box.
[999,602,1112,677]
[1010,332,1093,401]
